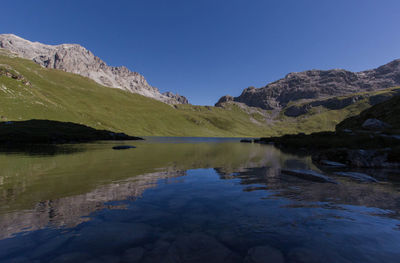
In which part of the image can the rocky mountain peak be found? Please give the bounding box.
[216,60,400,110]
[0,34,189,104]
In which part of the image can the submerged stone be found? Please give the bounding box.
[319,160,346,167]
[334,172,378,182]
[49,252,92,263]
[281,169,337,184]
[71,222,152,253]
[121,247,145,263]
[163,233,241,263]
[244,245,285,263]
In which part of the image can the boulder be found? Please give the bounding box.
[362,118,392,130]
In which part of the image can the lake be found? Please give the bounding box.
[0,137,399,263]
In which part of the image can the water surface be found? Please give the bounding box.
[0,137,399,263]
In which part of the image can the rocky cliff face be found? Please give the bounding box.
[0,34,188,104]
[216,60,400,110]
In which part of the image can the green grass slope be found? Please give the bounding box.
[0,52,273,137]
[0,49,398,137]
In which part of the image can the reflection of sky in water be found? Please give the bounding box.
[0,140,399,262]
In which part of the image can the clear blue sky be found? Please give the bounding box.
[2,0,400,105]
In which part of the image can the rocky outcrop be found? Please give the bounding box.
[162,91,189,104]
[215,95,234,107]
[0,34,187,104]
[0,65,31,87]
[217,60,400,110]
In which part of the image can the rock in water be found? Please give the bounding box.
[319,160,347,167]
[0,34,188,105]
[312,148,397,168]
[244,246,285,263]
[112,145,136,150]
[121,247,145,263]
[164,233,241,263]
[281,169,337,184]
[362,118,392,130]
[334,172,378,182]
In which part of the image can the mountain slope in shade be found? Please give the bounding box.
[216,59,400,110]
[0,34,188,104]
[337,94,400,131]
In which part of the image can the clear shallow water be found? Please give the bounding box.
[0,138,399,263]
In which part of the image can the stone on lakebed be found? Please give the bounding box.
[334,172,378,182]
[281,169,338,184]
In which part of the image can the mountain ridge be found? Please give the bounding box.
[216,59,400,110]
[0,34,188,104]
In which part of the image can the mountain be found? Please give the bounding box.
[0,49,274,137]
[1,37,399,137]
[0,34,188,104]
[216,60,400,110]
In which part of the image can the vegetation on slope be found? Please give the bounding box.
[337,94,400,132]
[0,53,275,137]
[0,50,398,137]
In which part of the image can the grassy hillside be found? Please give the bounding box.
[336,94,400,132]
[0,51,272,137]
[275,87,400,134]
[0,50,398,137]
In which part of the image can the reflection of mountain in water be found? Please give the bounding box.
[0,142,295,214]
[0,170,186,239]
[0,141,299,238]
[3,140,398,240]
